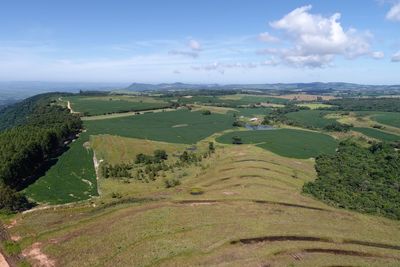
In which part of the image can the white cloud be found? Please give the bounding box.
[189,39,202,51]
[264,5,374,67]
[258,32,279,43]
[387,2,400,21]
[168,50,198,58]
[371,51,385,59]
[391,50,400,62]
[192,61,259,73]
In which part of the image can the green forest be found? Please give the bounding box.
[303,141,400,220]
[0,94,82,212]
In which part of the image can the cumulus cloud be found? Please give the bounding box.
[391,50,400,62]
[189,39,202,51]
[371,51,385,59]
[261,5,375,67]
[168,50,198,58]
[387,2,400,21]
[258,32,279,43]
[169,39,202,58]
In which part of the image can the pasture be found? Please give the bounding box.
[353,127,400,142]
[64,95,171,116]
[24,132,98,204]
[286,110,337,128]
[297,103,334,109]
[9,145,400,267]
[216,128,337,158]
[84,109,235,144]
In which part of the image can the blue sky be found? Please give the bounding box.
[0,0,400,84]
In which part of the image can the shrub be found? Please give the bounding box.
[190,187,204,195]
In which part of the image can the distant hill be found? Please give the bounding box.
[125,82,400,93]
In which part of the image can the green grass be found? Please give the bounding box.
[353,127,400,142]
[371,112,400,128]
[297,103,334,109]
[286,110,337,128]
[84,109,235,144]
[12,144,400,267]
[24,132,98,204]
[64,95,171,116]
[216,128,337,158]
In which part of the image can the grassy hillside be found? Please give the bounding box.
[7,145,400,267]
[371,112,400,128]
[216,129,337,159]
[24,132,98,204]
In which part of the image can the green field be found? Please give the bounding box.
[85,109,235,144]
[353,127,400,142]
[216,128,337,158]
[297,103,334,109]
[371,112,400,128]
[286,110,337,128]
[10,145,400,267]
[24,132,98,204]
[64,95,171,116]
[165,94,288,106]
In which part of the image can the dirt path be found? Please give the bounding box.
[0,252,9,267]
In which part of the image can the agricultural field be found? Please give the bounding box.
[7,145,400,267]
[24,132,98,204]
[296,103,334,110]
[166,94,289,107]
[370,112,400,128]
[285,110,337,128]
[353,127,400,142]
[63,95,172,116]
[216,128,337,159]
[234,107,273,117]
[84,109,235,144]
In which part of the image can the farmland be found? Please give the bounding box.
[64,95,172,116]
[285,110,337,128]
[216,128,337,158]
[353,127,400,142]
[84,109,235,144]
[24,132,98,204]
[371,112,400,128]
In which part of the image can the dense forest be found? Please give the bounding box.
[303,141,400,220]
[326,98,400,112]
[0,93,82,212]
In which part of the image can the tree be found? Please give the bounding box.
[202,110,211,115]
[232,136,243,145]
[208,142,215,153]
[154,149,168,162]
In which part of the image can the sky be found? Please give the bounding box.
[0,0,400,84]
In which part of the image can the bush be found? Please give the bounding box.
[0,185,32,213]
[202,110,211,115]
[164,178,181,188]
[190,187,204,195]
[232,136,243,145]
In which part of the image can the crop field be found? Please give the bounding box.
[166,94,289,106]
[24,132,98,204]
[353,127,400,142]
[371,112,400,128]
[216,128,337,158]
[8,145,400,267]
[286,110,337,128]
[64,95,171,116]
[84,109,235,144]
[296,103,334,109]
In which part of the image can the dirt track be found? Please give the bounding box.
[0,252,9,267]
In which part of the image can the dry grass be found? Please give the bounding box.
[274,94,337,101]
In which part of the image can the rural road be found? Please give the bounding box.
[0,252,9,267]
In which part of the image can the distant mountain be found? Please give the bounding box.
[0,81,130,100]
[125,82,400,92]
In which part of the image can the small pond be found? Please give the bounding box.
[245,124,275,131]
